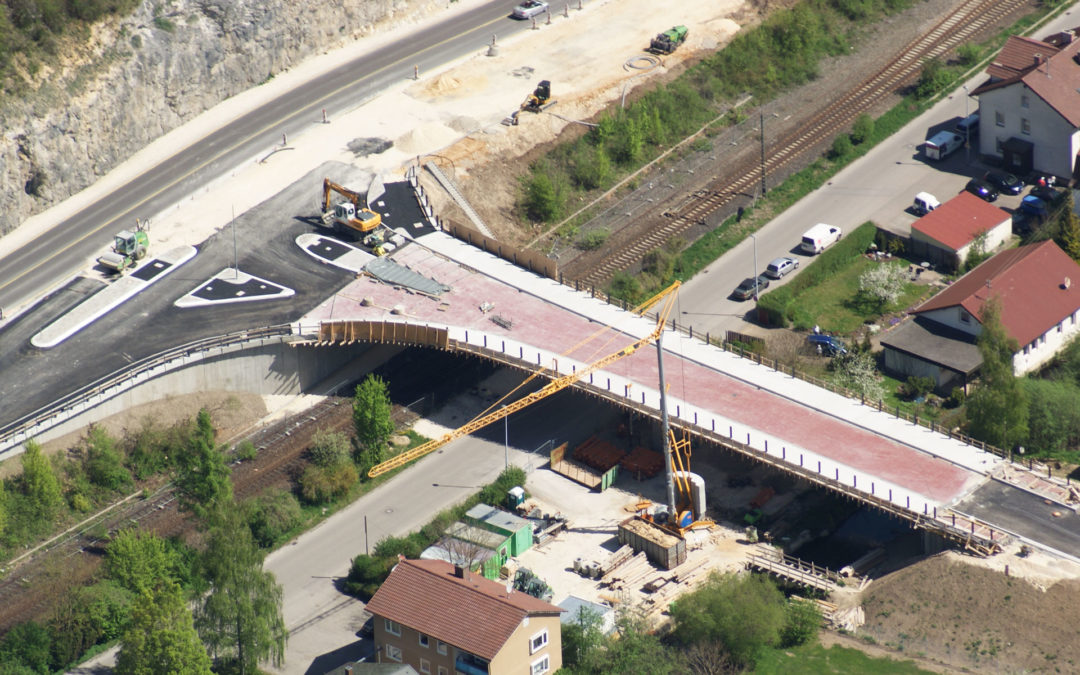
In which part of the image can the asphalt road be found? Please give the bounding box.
[0,0,523,315]
[953,479,1080,560]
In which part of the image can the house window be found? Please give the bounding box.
[1024,345,1030,355]
[995,111,1005,127]
[995,137,1005,153]
[959,310,970,324]
[1040,335,1047,345]
[1059,322,1064,333]
[438,667,448,675]
[1021,94,1030,108]
[530,630,549,654]
[419,633,430,648]
[420,658,431,674]
[386,645,403,662]
[1021,118,1031,135]
[437,640,448,655]
[531,655,551,675]
[384,619,401,637]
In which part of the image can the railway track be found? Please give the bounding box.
[573,0,1032,288]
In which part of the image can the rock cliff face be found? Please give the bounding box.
[0,0,435,236]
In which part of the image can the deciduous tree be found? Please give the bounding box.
[115,582,211,675]
[966,297,1029,449]
[353,376,394,476]
[174,409,232,521]
[105,529,178,594]
[19,440,63,523]
[196,510,286,674]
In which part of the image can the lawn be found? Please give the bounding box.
[754,642,938,674]
[794,258,928,335]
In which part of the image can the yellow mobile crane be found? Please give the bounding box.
[367,281,682,478]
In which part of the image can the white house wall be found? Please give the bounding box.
[910,221,1010,267]
[978,85,1078,178]
[919,307,981,337]
[1014,309,1080,374]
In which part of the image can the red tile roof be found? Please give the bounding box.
[986,35,1059,81]
[365,558,563,661]
[911,192,1010,251]
[973,33,1080,126]
[913,240,1080,346]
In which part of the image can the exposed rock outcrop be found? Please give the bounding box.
[0,0,440,236]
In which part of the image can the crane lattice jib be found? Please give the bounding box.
[367,281,681,478]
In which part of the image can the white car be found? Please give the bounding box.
[512,0,548,19]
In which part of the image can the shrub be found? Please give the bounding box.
[782,598,821,647]
[235,440,258,461]
[577,229,609,251]
[522,169,563,222]
[914,57,950,100]
[308,429,350,468]
[902,375,935,400]
[246,490,303,548]
[344,554,390,599]
[298,463,358,505]
[851,113,874,144]
[830,134,853,159]
[84,426,132,492]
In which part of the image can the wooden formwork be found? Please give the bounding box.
[317,321,449,348]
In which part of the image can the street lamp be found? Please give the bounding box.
[750,232,759,300]
[502,405,509,469]
[962,84,971,164]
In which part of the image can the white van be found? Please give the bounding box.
[913,192,940,216]
[800,224,842,255]
[924,130,964,160]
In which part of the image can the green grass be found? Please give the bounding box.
[792,259,927,334]
[754,642,938,674]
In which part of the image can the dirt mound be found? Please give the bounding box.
[861,552,1080,672]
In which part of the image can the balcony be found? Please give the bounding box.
[455,652,490,675]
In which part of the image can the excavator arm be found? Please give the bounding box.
[367,281,681,477]
[322,178,365,212]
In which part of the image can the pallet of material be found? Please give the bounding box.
[572,436,626,471]
[549,442,603,489]
[620,446,663,478]
[601,545,635,577]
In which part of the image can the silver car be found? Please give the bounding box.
[512,0,548,19]
[764,256,799,279]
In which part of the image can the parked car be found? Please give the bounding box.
[764,256,799,279]
[732,275,770,300]
[912,192,940,216]
[512,0,548,18]
[984,171,1024,195]
[807,334,847,356]
[965,178,998,202]
[1031,185,1060,203]
[1021,195,1048,217]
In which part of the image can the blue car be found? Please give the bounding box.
[807,334,847,356]
[1020,195,1047,217]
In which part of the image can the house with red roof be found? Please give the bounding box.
[971,28,1080,179]
[365,558,564,675]
[881,240,1080,391]
[910,192,1012,271]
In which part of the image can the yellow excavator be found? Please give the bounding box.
[368,280,681,477]
[503,80,553,126]
[320,178,382,238]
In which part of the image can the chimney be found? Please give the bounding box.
[1065,277,1072,289]
[506,580,514,596]
[345,666,354,675]
[454,564,469,580]
[1035,53,1042,67]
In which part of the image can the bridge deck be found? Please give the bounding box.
[299,232,999,513]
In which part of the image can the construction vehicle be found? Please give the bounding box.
[367,280,681,478]
[649,26,688,55]
[320,178,382,238]
[97,219,149,273]
[503,80,554,126]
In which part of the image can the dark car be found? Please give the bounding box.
[984,171,1024,195]
[965,178,998,202]
[1020,195,1048,217]
[807,334,847,356]
[1031,185,1060,203]
[732,275,770,300]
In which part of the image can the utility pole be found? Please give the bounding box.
[750,233,759,300]
[760,110,767,197]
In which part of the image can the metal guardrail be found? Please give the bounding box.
[0,325,293,456]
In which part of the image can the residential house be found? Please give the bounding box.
[909,191,1012,271]
[971,28,1080,179]
[366,558,564,675]
[881,240,1080,392]
[324,663,418,675]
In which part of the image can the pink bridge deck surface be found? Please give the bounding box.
[307,245,975,504]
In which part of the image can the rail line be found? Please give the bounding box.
[573,0,1031,288]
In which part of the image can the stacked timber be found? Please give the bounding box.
[600,545,634,577]
[573,436,626,471]
[603,551,653,591]
[620,446,663,478]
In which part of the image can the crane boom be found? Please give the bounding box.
[367,281,681,478]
